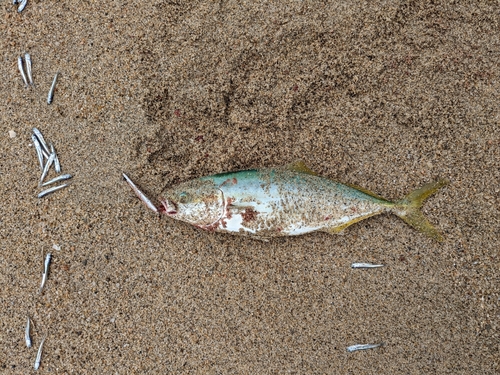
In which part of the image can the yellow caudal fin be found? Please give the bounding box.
[394,179,448,241]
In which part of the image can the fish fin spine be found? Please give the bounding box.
[394,179,448,241]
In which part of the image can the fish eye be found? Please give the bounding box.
[178,192,189,203]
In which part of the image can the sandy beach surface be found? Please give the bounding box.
[1,1,499,373]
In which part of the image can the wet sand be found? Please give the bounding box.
[1,1,499,373]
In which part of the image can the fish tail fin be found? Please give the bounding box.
[393,179,448,241]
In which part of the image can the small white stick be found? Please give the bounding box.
[347,343,382,352]
[123,173,158,213]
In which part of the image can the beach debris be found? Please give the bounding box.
[52,244,61,251]
[41,174,72,187]
[124,161,447,240]
[34,335,46,370]
[18,56,28,87]
[123,173,158,213]
[50,143,61,173]
[39,152,56,187]
[347,343,382,352]
[32,128,50,155]
[39,253,52,293]
[18,0,28,13]
[38,183,69,198]
[9,130,17,138]
[32,135,45,171]
[350,263,385,269]
[25,316,32,348]
[31,128,73,197]
[25,53,33,85]
[16,53,33,86]
[47,72,58,104]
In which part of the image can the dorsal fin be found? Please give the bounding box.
[284,160,318,176]
[344,182,389,202]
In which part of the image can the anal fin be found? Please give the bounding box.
[324,212,382,234]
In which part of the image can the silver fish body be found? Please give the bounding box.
[47,72,58,104]
[32,134,45,171]
[39,153,56,186]
[18,56,28,86]
[347,343,382,352]
[25,316,32,348]
[39,253,52,292]
[125,162,447,240]
[34,336,46,370]
[32,128,50,156]
[25,53,33,85]
[161,169,389,236]
[50,143,61,173]
[38,183,69,198]
[351,263,384,269]
[18,0,28,13]
[41,174,72,187]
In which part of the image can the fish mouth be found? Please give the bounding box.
[160,199,177,215]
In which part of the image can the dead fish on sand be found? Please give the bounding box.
[124,161,447,240]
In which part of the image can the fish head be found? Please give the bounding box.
[159,179,224,227]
